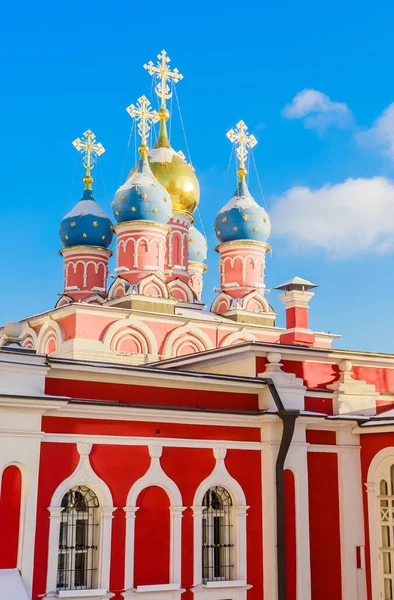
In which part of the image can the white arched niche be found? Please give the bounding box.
[123,446,185,599]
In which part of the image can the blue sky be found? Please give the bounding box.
[1,0,394,353]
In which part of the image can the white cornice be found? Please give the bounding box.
[46,359,266,394]
[43,432,262,450]
[152,341,394,370]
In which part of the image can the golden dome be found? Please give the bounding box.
[128,110,200,215]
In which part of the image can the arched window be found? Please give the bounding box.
[57,486,100,591]
[202,486,233,583]
[379,466,394,599]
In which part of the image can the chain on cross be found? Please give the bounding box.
[144,50,183,109]
[72,129,105,179]
[227,120,257,171]
[126,95,159,147]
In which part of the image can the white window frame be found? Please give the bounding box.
[366,447,394,600]
[191,448,250,600]
[44,443,114,600]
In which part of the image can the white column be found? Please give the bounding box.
[192,506,204,585]
[285,423,311,600]
[337,427,367,600]
[99,507,116,589]
[45,507,63,593]
[170,507,186,584]
[260,417,281,600]
[124,507,139,590]
[236,506,249,581]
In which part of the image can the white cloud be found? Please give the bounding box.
[282,88,353,133]
[357,103,394,161]
[270,177,394,257]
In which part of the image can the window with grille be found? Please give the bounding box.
[202,486,234,583]
[57,486,99,591]
[379,466,394,600]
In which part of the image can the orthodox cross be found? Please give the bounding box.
[126,95,159,147]
[72,129,105,186]
[144,50,183,109]
[227,120,257,171]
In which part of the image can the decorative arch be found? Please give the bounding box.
[102,317,158,356]
[168,278,195,303]
[108,277,131,300]
[220,328,257,348]
[46,442,114,595]
[37,320,64,355]
[211,292,231,314]
[162,323,214,357]
[83,293,106,305]
[55,295,73,309]
[242,290,270,313]
[17,324,38,350]
[192,448,248,587]
[124,446,184,591]
[138,273,169,299]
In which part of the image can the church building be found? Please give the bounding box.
[1,50,394,600]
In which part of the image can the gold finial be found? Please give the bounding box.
[227,120,257,178]
[72,129,105,190]
[143,50,183,111]
[126,95,159,156]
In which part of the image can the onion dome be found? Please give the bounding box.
[141,51,199,215]
[189,225,208,262]
[148,110,200,215]
[60,187,113,248]
[113,146,172,224]
[214,172,271,244]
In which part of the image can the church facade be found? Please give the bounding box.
[1,50,394,600]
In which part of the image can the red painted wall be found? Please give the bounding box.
[284,469,296,600]
[32,440,263,600]
[45,378,259,412]
[134,486,170,586]
[42,416,260,443]
[0,465,22,568]
[306,430,336,445]
[308,452,342,600]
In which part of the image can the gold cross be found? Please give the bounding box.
[227,120,257,171]
[72,129,105,183]
[144,50,183,109]
[126,95,159,147]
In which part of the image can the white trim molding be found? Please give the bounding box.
[45,442,115,598]
[191,448,250,600]
[124,446,185,595]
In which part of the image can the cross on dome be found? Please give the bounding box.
[144,49,183,110]
[72,129,105,190]
[227,120,257,173]
[126,95,159,148]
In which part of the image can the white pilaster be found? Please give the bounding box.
[285,423,311,600]
[260,418,281,600]
[124,507,139,590]
[337,427,367,600]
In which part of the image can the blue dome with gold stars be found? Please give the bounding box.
[214,177,271,244]
[59,189,113,248]
[189,225,207,262]
[112,153,172,225]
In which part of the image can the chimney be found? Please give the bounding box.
[275,276,317,346]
